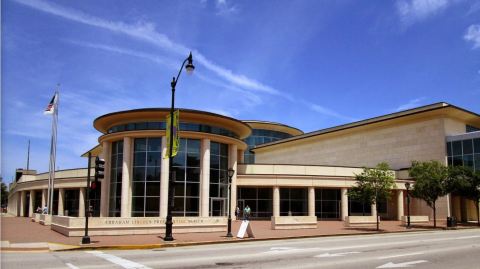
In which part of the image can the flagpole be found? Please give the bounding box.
[50,90,59,215]
[47,87,59,215]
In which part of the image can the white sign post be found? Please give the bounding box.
[236,220,254,238]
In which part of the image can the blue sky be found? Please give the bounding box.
[2,0,480,183]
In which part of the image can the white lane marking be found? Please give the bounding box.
[86,251,152,269]
[65,263,79,269]
[456,235,480,240]
[377,260,428,268]
[315,251,361,258]
[377,252,424,260]
[263,247,307,254]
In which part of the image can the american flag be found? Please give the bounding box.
[44,93,58,115]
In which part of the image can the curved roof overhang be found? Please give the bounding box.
[242,120,303,136]
[94,108,252,139]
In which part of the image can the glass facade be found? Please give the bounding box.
[243,129,294,164]
[237,187,273,219]
[280,188,308,216]
[446,137,480,172]
[64,189,79,216]
[172,138,201,216]
[89,183,101,217]
[109,140,123,217]
[107,121,239,139]
[209,142,229,216]
[34,190,42,210]
[315,189,340,219]
[132,138,162,217]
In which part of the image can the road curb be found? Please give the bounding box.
[3,226,478,253]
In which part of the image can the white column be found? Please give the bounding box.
[79,188,86,217]
[308,187,315,217]
[100,141,111,217]
[20,191,26,217]
[42,189,47,208]
[397,190,404,221]
[446,193,452,217]
[200,139,211,217]
[160,136,169,218]
[371,202,377,218]
[28,190,35,217]
[229,144,238,220]
[273,186,280,217]
[341,188,348,220]
[121,137,132,217]
[58,188,65,216]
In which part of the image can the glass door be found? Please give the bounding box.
[210,198,226,216]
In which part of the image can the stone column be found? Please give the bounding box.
[341,188,348,220]
[200,139,211,217]
[308,187,315,217]
[238,149,245,164]
[397,190,404,221]
[160,136,169,218]
[28,190,35,217]
[79,187,86,217]
[20,191,26,217]
[229,144,238,220]
[58,189,65,216]
[121,137,132,217]
[273,186,280,217]
[371,202,377,218]
[100,141,111,217]
[42,189,48,208]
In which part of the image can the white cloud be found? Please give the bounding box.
[396,0,450,26]
[395,97,426,111]
[14,0,281,97]
[65,40,264,110]
[215,0,239,16]
[464,24,480,49]
[307,103,357,122]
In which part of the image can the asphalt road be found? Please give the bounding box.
[2,229,479,269]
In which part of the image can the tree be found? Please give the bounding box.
[1,181,8,208]
[348,162,395,231]
[408,160,448,228]
[446,166,480,226]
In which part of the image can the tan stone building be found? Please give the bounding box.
[7,102,480,235]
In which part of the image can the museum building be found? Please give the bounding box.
[7,102,480,236]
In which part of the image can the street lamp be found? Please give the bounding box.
[226,168,235,237]
[164,52,195,242]
[405,182,411,229]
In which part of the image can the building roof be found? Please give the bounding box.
[253,102,480,152]
[242,120,303,136]
[93,108,252,139]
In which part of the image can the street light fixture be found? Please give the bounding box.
[164,52,195,242]
[226,168,235,237]
[405,182,411,229]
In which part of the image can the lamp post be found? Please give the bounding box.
[164,52,195,242]
[405,182,411,229]
[226,168,235,237]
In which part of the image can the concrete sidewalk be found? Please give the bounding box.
[1,216,477,252]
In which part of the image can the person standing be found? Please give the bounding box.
[244,205,251,221]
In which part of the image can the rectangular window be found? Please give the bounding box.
[463,140,473,155]
[452,141,462,156]
[131,138,161,217]
[172,138,200,217]
[280,188,307,216]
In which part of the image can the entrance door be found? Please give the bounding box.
[210,198,226,216]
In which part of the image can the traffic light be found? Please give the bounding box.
[94,157,105,181]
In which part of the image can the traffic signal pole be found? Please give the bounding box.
[82,153,92,244]
[82,155,105,245]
